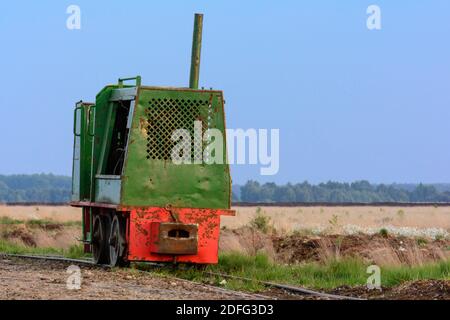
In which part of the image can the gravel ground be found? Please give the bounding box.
[0,257,262,300]
[1,257,447,300]
[330,280,450,300]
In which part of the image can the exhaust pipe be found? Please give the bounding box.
[189,13,203,89]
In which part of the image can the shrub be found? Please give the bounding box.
[250,211,271,233]
[416,237,428,246]
[379,228,389,238]
[328,215,339,228]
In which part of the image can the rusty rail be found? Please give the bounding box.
[204,271,365,300]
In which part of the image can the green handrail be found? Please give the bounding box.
[73,103,82,137]
[88,105,96,137]
[118,76,142,88]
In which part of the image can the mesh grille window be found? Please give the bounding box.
[146,98,210,161]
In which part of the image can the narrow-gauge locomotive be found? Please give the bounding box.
[70,14,233,266]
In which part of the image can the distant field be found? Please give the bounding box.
[1,204,449,238]
[223,206,450,237]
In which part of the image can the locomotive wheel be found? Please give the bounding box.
[92,215,110,265]
[109,214,127,267]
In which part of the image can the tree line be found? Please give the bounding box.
[0,174,71,203]
[1,174,450,204]
[234,180,450,203]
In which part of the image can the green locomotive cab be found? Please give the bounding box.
[71,14,233,266]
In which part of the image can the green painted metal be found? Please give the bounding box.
[120,87,231,209]
[95,176,122,204]
[72,105,82,201]
[71,101,95,202]
[189,14,203,89]
[90,85,121,201]
[96,102,118,175]
[72,14,231,211]
[118,76,141,88]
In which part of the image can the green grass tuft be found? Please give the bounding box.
[0,216,81,228]
[379,228,389,238]
[0,239,89,259]
[0,239,62,255]
[0,217,24,225]
[146,252,450,292]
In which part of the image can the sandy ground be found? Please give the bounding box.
[0,257,260,300]
[2,205,449,234]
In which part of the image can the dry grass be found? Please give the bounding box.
[2,205,449,234]
[222,206,450,237]
[370,245,403,266]
[0,205,448,271]
[317,237,341,262]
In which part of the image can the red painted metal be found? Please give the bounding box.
[123,206,235,264]
[74,202,234,264]
[82,207,92,253]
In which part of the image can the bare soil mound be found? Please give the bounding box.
[0,223,80,249]
[219,227,450,265]
[273,234,450,265]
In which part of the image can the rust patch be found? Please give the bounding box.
[139,118,147,137]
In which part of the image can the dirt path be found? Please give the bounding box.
[0,257,261,300]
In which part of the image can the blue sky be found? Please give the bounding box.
[0,1,449,184]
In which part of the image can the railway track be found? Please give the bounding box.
[0,253,364,300]
[204,271,364,300]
